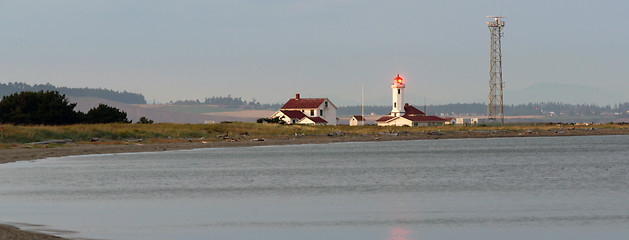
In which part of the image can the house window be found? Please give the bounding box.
[413,122,419,126]
[398,89,400,94]
[310,110,314,116]
[325,101,328,108]
[394,102,396,107]
[292,120,296,123]
[320,110,323,116]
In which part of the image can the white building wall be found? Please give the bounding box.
[319,100,337,125]
[350,117,365,126]
[396,118,412,126]
[381,117,412,127]
[298,118,314,125]
[349,118,357,126]
[349,119,360,126]
[298,118,326,125]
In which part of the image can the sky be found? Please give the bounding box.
[1,0,628,105]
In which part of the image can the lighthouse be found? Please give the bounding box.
[390,74,406,117]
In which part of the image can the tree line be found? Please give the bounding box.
[0,91,143,125]
[338,102,629,117]
[171,96,629,117]
[171,95,283,110]
[4,81,625,118]
[0,82,146,104]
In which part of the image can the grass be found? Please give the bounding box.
[2,122,629,144]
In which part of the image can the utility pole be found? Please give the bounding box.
[361,81,364,123]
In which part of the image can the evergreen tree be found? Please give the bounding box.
[0,91,81,125]
[85,104,131,123]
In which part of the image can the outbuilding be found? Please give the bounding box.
[349,115,366,126]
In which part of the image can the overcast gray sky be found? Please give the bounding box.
[1,0,627,105]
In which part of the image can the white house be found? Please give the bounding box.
[269,94,338,125]
[349,115,366,126]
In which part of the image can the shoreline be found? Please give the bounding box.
[0,224,67,240]
[2,127,629,240]
[3,127,629,164]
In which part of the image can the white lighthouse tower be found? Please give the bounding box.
[390,74,406,117]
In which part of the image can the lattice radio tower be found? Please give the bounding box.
[487,16,505,125]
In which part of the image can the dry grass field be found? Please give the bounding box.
[2,122,629,145]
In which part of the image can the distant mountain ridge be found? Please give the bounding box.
[505,83,627,105]
[0,82,146,104]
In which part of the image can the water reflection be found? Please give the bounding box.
[388,227,412,240]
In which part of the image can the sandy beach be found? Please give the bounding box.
[2,127,629,239]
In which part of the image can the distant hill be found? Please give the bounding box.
[505,83,628,105]
[70,97,262,123]
[0,82,146,104]
[172,95,282,110]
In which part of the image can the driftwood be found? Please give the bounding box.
[31,139,73,145]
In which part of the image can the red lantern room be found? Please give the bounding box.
[394,74,403,84]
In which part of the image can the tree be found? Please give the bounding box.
[85,104,131,123]
[0,90,81,125]
[137,116,154,124]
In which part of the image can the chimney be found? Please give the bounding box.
[295,93,300,100]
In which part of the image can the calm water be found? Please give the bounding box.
[1,135,629,240]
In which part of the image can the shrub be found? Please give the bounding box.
[257,117,286,124]
[137,116,154,124]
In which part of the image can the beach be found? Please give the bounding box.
[3,127,628,164]
[2,127,629,239]
[0,224,67,240]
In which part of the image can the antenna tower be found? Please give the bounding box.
[487,16,505,125]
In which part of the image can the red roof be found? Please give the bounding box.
[281,98,327,109]
[375,116,394,122]
[302,116,327,123]
[280,110,307,119]
[403,104,425,116]
[403,115,447,122]
[352,115,365,121]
